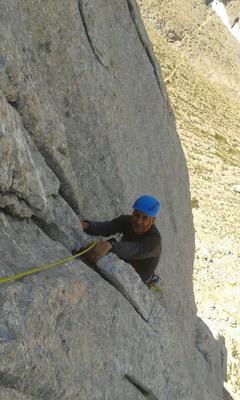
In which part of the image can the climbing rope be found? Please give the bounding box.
[0,241,98,284]
[1,240,238,325]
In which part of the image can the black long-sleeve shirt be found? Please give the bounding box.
[85,215,161,282]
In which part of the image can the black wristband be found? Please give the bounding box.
[107,238,117,249]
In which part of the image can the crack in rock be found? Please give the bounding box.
[81,256,159,333]
[126,0,165,100]
[0,191,34,218]
[78,0,105,67]
[5,96,81,217]
[99,271,151,325]
[7,100,19,112]
[125,374,159,400]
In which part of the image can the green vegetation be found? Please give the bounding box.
[214,133,229,145]
[191,197,199,209]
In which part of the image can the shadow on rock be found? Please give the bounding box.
[223,387,235,400]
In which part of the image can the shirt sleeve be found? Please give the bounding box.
[111,234,161,260]
[85,215,126,237]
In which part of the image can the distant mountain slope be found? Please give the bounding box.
[138,0,240,95]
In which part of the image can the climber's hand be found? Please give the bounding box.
[81,220,90,230]
[86,241,112,264]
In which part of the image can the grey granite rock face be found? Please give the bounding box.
[0,90,59,220]
[0,214,225,400]
[0,1,226,399]
[0,388,35,400]
[195,317,228,400]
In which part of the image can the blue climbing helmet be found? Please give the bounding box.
[132,195,160,218]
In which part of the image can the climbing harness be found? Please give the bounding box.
[0,241,98,284]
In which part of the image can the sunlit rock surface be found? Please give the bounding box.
[0,1,227,399]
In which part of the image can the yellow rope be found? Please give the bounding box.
[0,241,98,284]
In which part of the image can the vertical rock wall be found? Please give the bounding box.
[0,1,226,399]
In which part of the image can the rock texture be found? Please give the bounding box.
[0,214,226,400]
[0,1,227,399]
[137,0,240,398]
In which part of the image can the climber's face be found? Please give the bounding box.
[131,210,154,234]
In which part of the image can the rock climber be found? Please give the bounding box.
[80,195,162,286]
